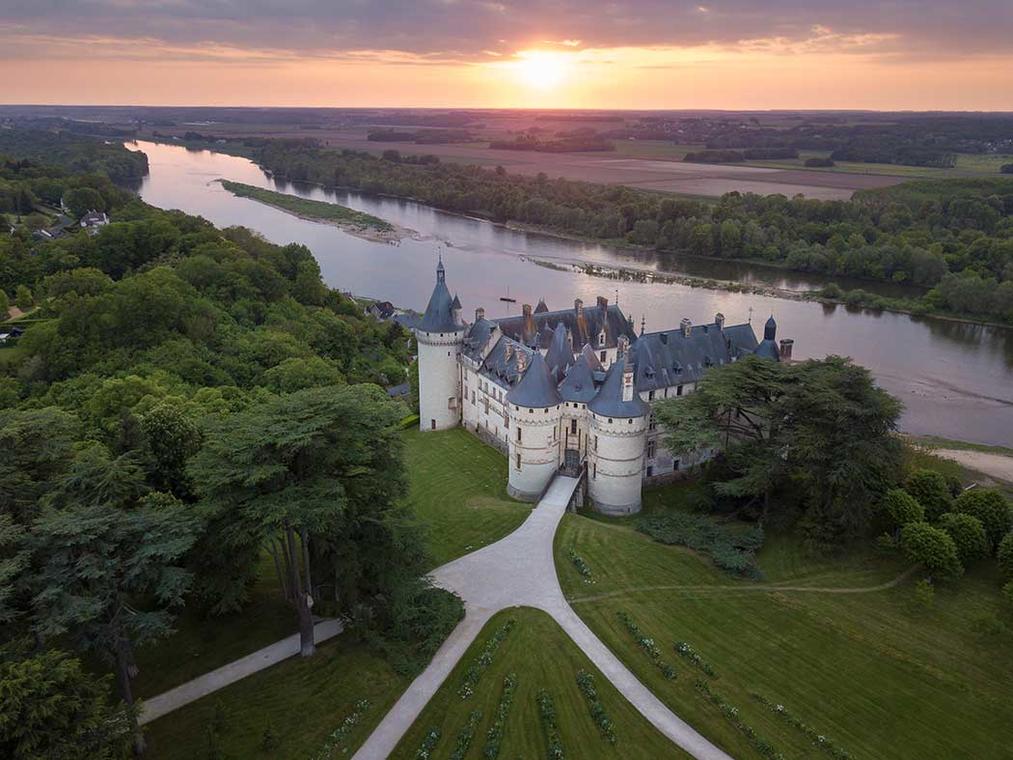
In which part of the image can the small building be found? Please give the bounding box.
[80,211,109,235]
[366,300,397,321]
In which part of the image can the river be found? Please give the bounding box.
[128,140,1013,447]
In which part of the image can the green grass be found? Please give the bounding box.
[403,428,529,567]
[746,151,1013,178]
[219,180,393,231]
[906,434,1013,458]
[144,635,410,760]
[556,495,1013,760]
[389,607,691,760]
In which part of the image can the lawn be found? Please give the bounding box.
[390,607,691,760]
[556,485,1013,760]
[144,635,411,760]
[403,427,530,567]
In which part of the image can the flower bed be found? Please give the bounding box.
[575,670,617,745]
[449,709,483,760]
[567,547,596,584]
[751,693,852,760]
[482,672,518,759]
[536,689,565,760]
[414,726,441,760]
[458,618,516,699]
[694,680,784,760]
[315,699,370,759]
[616,611,677,679]
[674,641,717,677]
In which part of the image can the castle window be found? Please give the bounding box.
[600,350,606,363]
[570,419,577,434]
[648,390,655,401]
[673,459,680,471]
[592,463,597,479]
[646,466,653,477]
[516,453,522,470]
[517,427,522,442]
[647,440,657,458]
[608,418,613,424]
[594,435,598,450]
[649,414,657,431]
[676,385,683,396]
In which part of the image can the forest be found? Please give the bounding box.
[254,140,1013,324]
[0,141,460,756]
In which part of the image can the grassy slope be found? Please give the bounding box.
[390,607,691,760]
[403,427,529,568]
[219,180,393,231]
[557,483,1013,760]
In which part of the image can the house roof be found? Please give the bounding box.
[558,349,598,403]
[588,355,649,418]
[493,301,635,350]
[417,262,464,333]
[631,321,758,390]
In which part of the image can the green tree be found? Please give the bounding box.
[0,646,132,760]
[999,532,1013,578]
[938,512,989,564]
[14,284,32,310]
[63,186,105,218]
[659,356,902,541]
[954,488,1012,550]
[904,469,953,521]
[140,399,202,497]
[882,488,924,532]
[25,502,197,753]
[0,288,8,318]
[187,385,413,646]
[899,521,963,580]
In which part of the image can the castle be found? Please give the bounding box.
[415,260,791,515]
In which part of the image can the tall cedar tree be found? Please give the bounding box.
[658,355,903,540]
[187,384,415,654]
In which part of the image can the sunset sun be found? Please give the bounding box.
[512,50,572,90]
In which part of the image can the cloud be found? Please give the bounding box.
[0,0,1010,64]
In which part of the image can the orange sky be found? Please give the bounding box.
[1,5,1011,110]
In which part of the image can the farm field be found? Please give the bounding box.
[389,607,692,760]
[556,483,1013,760]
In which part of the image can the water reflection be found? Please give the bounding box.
[127,140,1013,446]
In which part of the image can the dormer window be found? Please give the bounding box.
[598,331,607,347]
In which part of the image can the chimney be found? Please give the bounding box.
[680,318,692,338]
[659,332,668,345]
[522,303,535,343]
[475,307,485,322]
[516,351,528,372]
[574,298,583,318]
[622,355,635,402]
[779,338,794,361]
[715,312,725,330]
[505,343,514,361]
[618,335,629,357]
[596,295,609,312]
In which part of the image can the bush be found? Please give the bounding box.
[998,532,1013,578]
[938,513,989,564]
[954,489,1012,550]
[913,578,935,608]
[882,489,924,529]
[899,521,963,580]
[637,512,763,577]
[820,282,844,299]
[905,469,953,521]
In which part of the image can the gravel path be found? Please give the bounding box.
[351,475,733,760]
[932,448,1013,483]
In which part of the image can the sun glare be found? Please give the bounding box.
[513,50,571,91]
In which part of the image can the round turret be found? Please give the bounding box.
[506,352,563,501]
[416,259,466,431]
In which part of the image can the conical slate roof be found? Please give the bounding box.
[506,352,562,408]
[534,298,549,314]
[418,264,463,333]
[544,322,573,380]
[579,343,603,371]
[559,352,597,403]
[588,356,649,418]
[755,315,779,360]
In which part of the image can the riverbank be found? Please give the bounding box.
[218,180,420,244]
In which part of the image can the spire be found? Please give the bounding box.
[436,252,445,284]
[764,314,777,341]
[640,315,646,336]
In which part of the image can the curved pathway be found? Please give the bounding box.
[351,476,733,760]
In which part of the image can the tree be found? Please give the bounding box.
[899,521,963,580]
[954,488,1012,550]
[0,288,8,318]
[882,488,924,531]
[14,284,32,310]
[938,512,989,564]
[998,532,1013,578]
[187,385,412,649]
[659,356,902,541]
[25,502,197,753]
[140,399,202,497]
[904,469,953,521]
[0,646,132,760]
[63,186,105,218]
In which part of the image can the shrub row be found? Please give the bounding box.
[616,612,677,679]
[414,726,441,760]
[459,618,516,699]
[315,698,370,759]
[751,692,852,760]
[482,673,518,759]
[567,547,596,584]
[636,512,763,577]
[674,641,717,677]
[449,709,483,760]
[694,680,785,760]
[576,670,617,745]
[536,689,565,760]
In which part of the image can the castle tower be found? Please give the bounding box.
[587,349,649,515]
[506,352,563,501]
[415,259,466,431]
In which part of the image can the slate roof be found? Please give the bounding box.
[475,335,534,388]
[588,356,649,418]
[506,351,562,408]
[494,302,635,350]
[558,348,598,403]
[418,263,464,333]
[462,317,497,359]
[631,321,758,390]
[543,322,574,381]
[754,316,780,361]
